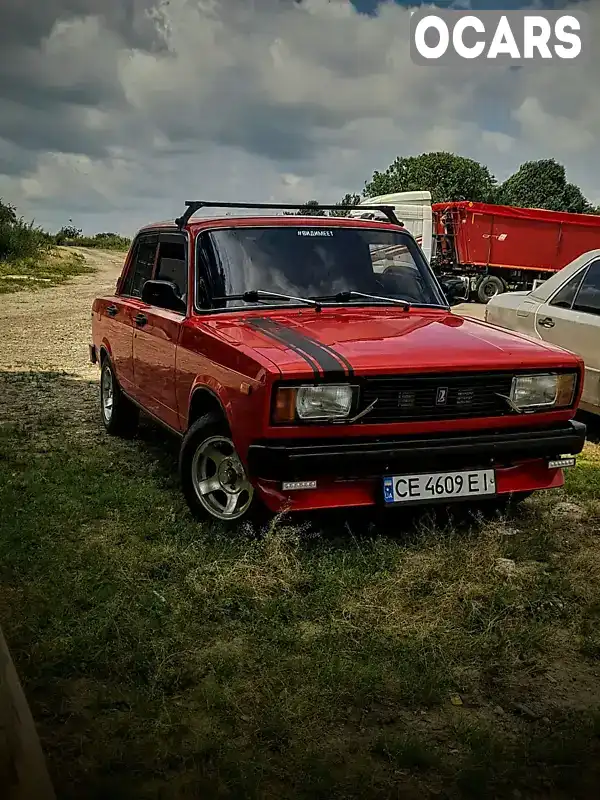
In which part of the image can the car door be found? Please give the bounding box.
[102,235,157,393]
[568,260,600,412]
[531,265,589,350]
[132,231,188,431]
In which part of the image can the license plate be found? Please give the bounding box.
[383,469,496,504]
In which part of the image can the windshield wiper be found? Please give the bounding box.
[213,289,322,311]
[310,290,411,310]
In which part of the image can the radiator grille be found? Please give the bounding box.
[360,372,514,422]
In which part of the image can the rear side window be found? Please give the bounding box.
[549,269,587,310]
[121,235,158,298]
[573,259,600,316]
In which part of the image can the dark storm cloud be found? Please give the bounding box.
[0,98,126,158]
[169,66,351,163]
[0,0,160,47]
[2,0,597,235]
[0,0,333,165]
[0,0,165,118]
[0,45,129,112]
[0,0,154,159]
[0,138,38,177]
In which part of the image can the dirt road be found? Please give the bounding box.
[0,248,125,377]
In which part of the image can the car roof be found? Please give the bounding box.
[137,214,410,236]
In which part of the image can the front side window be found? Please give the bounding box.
[198,226,445,310]
[155,236,188,299]
[122,235,158,298]
[573,259,600,316]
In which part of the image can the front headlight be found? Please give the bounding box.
[273,384,357,423]
[510,372,577,410]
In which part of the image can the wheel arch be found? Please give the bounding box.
[99,341,113,365]
[187,383,230,431]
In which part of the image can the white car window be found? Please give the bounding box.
[573,260,600,317]
[549,268,589,310]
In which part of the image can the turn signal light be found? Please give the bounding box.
[556,373,577,408]
[273,387,297,423]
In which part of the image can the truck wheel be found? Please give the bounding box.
[477,275,505,304]
[179,413,260,526]
[100,358,139,437]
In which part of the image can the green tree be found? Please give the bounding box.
[55,221,82,245]
[329,193,361,217]
[496,159,593,214]
[297,199,326,216]
[0,199,18,228]
[363,152,497,204]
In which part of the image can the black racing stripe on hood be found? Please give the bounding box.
[247,317,349,378]
[247,317,320,377]
[286,328,355,377]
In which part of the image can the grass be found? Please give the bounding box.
[1,371,600,799]
[0,248,92,294]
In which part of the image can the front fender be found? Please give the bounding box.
[188,377,230,423]
[187,373,269,463]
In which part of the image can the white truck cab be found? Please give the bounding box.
[351,191,433,263]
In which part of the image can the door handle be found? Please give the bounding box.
[106,305,118,317]
[134,313,148,327]
[538,316,555,329]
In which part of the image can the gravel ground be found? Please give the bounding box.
[0,248,125,377]
[0,248,126,436]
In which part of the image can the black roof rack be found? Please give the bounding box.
[175,200,403,228]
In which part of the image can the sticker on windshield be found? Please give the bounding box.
[297,230,334,237]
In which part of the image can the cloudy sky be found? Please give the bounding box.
[0,0,598,236]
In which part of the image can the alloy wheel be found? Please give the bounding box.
[191,435,254,521]
[101,364,114,423]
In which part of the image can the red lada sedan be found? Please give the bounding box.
[90,201,586,524]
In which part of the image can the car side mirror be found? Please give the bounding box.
[440,278,468,306]
[141,279,185,312]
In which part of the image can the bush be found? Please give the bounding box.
[56,230,131,251]
[54,224,82,245]
[0,199,52,262]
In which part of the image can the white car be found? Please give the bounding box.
[485,250,600,416]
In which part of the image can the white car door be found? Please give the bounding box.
[531,266,588,348]
[533,259,600,413]
[567,261,600,413]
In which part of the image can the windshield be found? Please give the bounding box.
[199,226,447,309]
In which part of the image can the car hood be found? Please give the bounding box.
[207,308,578,376]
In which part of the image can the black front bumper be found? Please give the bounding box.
[247,420,587,481]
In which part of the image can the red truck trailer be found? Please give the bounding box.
[431,201,600,303]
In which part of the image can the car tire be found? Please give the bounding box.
[477,275,505,304]
[100,357,139,437]
[179,412,263,527]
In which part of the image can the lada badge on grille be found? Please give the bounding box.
[436,387,449,405]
